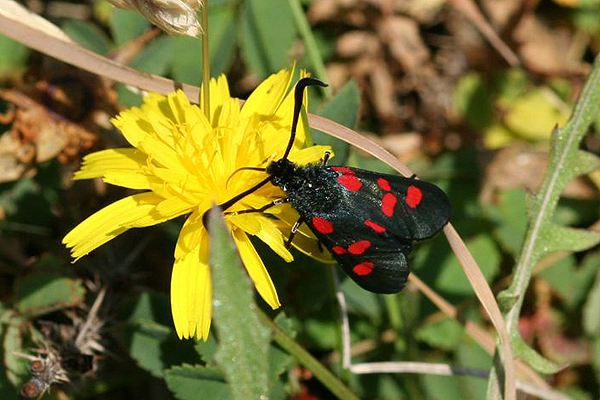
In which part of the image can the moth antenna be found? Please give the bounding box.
[282,77,328,161]
[226,166,267,188]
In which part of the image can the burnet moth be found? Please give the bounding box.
[211,78,450,294]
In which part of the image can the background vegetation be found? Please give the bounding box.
[1,0,600,399]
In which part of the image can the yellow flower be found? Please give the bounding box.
[63,68,330,339]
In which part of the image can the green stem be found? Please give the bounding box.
[257,309,359,400]
[287,0,331,96]
[504,53,600,335]
[201,2,210,117]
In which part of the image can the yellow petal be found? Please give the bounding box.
[255,217,293,262]
[171,233,212,340]
[74,148,147,180]
[241,68,294,119]
[228,213,262,235]
[202,75,233,126]
[232,229,280,309]
[153,196,194,221]
[111,110,149,148]
[140,136,186,172]
[63,192,166,260]
[175,210,205,260]
[287,145,332,165]
[102,171,153,190]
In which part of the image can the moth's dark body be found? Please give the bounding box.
[266,158,450,294]
[217,77,450,294]
[267,159,342,215]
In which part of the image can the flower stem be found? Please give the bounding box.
[257,309,359,400]
[287,0,330,96]
[200,2,210,117]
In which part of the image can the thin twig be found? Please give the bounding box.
[448,0,520,66]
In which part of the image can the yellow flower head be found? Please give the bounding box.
[63,69,330,339]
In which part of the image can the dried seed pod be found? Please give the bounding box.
[30,359,45,374]
[107,0,202,36]
[20,377,49,399]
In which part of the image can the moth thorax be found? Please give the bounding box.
[266,159,299,189]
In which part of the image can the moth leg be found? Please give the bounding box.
[224,197,290,215]
[321,151,331,166]
[285,217,304,249]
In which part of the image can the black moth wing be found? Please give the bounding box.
[298,166,449,293]
[335,167,451,241]
[303,204,413,294]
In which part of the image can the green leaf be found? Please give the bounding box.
[115,83,142,107]
[170,36,203,86]
[0,35,29,78]
[511,335,562,374]
[490,189,528,257]
[593,337,600,384]
[415,317,462,351]
[502,89,569,141]
[208,209,270,400]
[268,314,295,385]
[208,6,237,76]
[496,291,519,314]
[240,0,296,78]
[125,291,200,377]
[14,269,85,317]
[539,223,600,254]
[573,149,600,175]
[194,332,219,364]
[584,269,600,335]
[130,35,174,75]
[456,338,492,400]
[435,234,500,296]
[110,8,151,47]
[540,252,599,310]
[312,80,359,164]
[452,72,493,131]
[165,364,232,400]
[62,20,112,54]
[340,278,381,321]
[302,318,337,350]
[170,7,236,86]
[127,321,172,378]
[421,374,463,400]
[0,307,17,398]
[3,319,27,386]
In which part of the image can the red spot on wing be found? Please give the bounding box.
[332,167,355,175]
[381,193,397,217]
[377,178,391,192]
[353,262,374,276]
[332,246,346,255]
[312,217,333,234]
[337,174,362,192]
[364,220,386,233]
[406,185,423,208]
[348,240,371,255]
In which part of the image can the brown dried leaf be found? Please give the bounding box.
[378,16,430,73]
[336,31,380,58]
[0,88,98,181]
[514,14,588,75]
[480,144,597,204]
